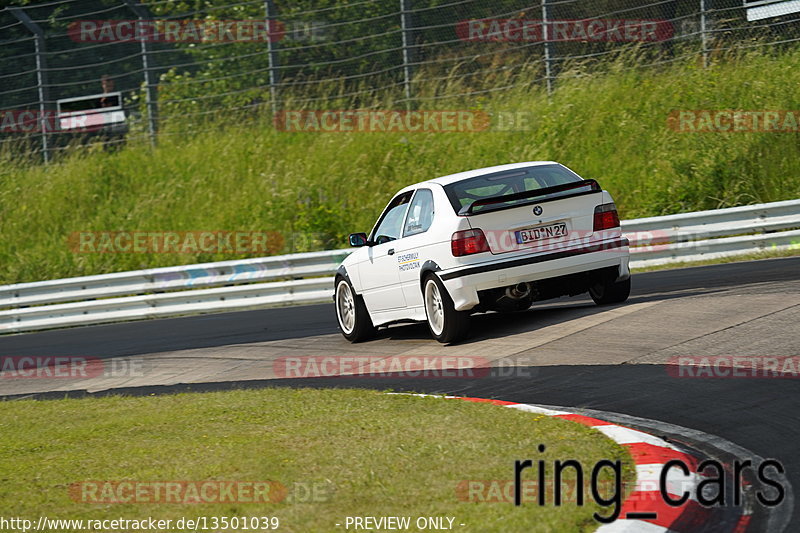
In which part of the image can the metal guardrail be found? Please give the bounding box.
[0,250,350,308]
[623,198,800,266]
[0,250,349,333]
[1,199,799,333]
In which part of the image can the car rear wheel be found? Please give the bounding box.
[589,276,631,305]
[335,278,375,342]
[423,274,470,344]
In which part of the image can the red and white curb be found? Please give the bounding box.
[405,394,752,533]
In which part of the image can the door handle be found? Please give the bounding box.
[387,248,395,255]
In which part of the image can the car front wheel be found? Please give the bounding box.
[335,277,375,342]
[423,274,470,344]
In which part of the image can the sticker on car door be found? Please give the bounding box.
[397,251,420,271]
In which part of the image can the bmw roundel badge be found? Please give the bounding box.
[533,205,543,216]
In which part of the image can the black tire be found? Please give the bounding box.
[422,274,471,344]
[334,277,375,342]
[589,275,631,305]
[496,296,533,313]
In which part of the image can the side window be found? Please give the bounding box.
[372,191,412,244]
[403,189,435,237]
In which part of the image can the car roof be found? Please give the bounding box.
[404,161,561,191]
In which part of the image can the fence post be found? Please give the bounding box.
[400,0,415,107]
[124,0,158,146]
[541,0,553,95]
[9,7,50,163]
[265,0,281,116]
[700,0,708,68]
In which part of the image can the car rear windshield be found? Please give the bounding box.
[443,164,587,215]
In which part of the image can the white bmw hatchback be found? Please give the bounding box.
[334,162,631,343]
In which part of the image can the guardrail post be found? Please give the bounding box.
[400,0,415,107]
[700,0,708,68]
[265,0,281,117]
[124,0,158,146]
[8,7,50,163]
[541,0,553,95]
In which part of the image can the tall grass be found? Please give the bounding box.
[1,47,799,284]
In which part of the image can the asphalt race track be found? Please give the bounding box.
[2,256,799,530]
[3,256,798,359]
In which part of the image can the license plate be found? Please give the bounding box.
[515,222,568,244]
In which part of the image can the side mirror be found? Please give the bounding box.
[348,232,368,247]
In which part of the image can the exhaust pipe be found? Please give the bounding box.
[505,282,531,300]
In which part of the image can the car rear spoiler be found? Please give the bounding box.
[457,179,602,216]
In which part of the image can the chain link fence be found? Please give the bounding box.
[1,0,799,162]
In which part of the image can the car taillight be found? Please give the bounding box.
[593,203,620,231]
[451,229,490,256]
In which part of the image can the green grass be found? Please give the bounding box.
[1,47,800,284]
[0,388,634,533]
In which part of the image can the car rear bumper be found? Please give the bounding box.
[440,236,630,311]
